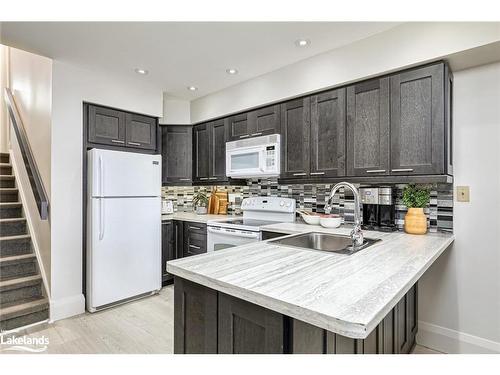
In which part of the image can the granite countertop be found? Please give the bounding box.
[167,225,454,339]
[161,211,234,223]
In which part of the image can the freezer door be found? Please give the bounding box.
[88,148,161,197]
[87,196,161,310]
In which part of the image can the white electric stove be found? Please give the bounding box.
[207,197,296,252]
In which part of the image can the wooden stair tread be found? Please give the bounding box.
[0,253,35,264]
[0,175,15,179]
[0,188,18,192]
[0,218,26,223]
[0,202,22,207]
[0,234,30,241]
[0,297,49,321]
[0,274,42,290]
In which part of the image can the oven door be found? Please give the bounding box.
[226,146,266,178]
[207,226,261,252]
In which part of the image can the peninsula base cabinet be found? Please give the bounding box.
[173,277,418,354]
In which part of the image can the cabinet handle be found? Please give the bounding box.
[208,177,218,180]
[111,139,124,144]
[366,169,386,173]
[189,226,202,230]
[189,244,201,249]
[199,177,209,180]
[179,178,191,181]
[310,172,325,175]
[128,141,141,146]
[239,134,250,139]
[391,168,414,173]
[251,132,262,137]
[293,173,307,176]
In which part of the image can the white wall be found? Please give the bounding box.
[191,22,500,123]
[0,45,9,152]
[50,61,162,320]
[417,62,500,354]
[159,93,190,125]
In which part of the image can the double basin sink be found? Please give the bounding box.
[268,232,380,256]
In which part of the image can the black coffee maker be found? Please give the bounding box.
[360,187,396,231]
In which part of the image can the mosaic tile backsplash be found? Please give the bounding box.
[162,180,453,233]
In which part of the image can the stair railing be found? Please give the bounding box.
[4,88,49,220]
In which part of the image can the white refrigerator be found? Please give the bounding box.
[87,148,161,312]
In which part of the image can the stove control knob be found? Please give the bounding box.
[286,202,291,208]
[280,200,285,207]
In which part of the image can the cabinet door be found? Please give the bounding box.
[248,104,281,137]
[88,105,126,146]
[346,78,390,176]
[280,98,311,179]
[126,113,157,150]
[218,293,284,354]
[310,89,346,178]
[192,124,210,182]
[227,113,250,141]
[161,220,175,283]
[390,63,445,175]
[162,125,192,184]
[209,120,228,182]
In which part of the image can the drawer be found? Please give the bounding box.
[184,222,207,233]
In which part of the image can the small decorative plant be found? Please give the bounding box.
[402,184,430,235]
[402,184,431,208]
[193,191,209,214]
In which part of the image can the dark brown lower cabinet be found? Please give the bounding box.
[173,277,418,354]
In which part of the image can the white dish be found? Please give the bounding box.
[320,216,342,228]
[301,214,320,225]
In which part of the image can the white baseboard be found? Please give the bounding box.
[417,320,500,354]
[50,294,86,321]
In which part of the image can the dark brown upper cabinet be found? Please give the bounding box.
[125,113,157,150]
[280,98,311,179]
[227,105,280,141]
[390,63,446,175]
[88,105,126,146]
[162,125,192,185]
[193,121,229,183]
[310,88,346,178]
[193,123,210,182]
[346,78,390,177]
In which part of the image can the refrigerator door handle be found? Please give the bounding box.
[99,199,105,240]
[98,155,104,196]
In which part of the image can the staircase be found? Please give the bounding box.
[0,152,49,331]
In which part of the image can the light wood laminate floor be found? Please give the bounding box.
[0,285,441,354]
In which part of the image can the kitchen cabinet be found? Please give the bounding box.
[280,97,311,179]
[162,125,192,185]
[218,293,284,354]
[346,77,390,177]
[125,113,157,150]
[179,221,207,258]
[88,105,126,147]
[227,105,280,141]
[193,121,228,183]
[87,103,158,152]
[161,220,176,285]
[310,88,346,178]
[390,63,446,175]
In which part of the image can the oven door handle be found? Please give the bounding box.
[207,227,260,239]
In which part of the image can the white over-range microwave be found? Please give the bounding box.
[225,134,280,179]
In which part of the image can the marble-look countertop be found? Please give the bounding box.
[167,225,454,339]
[161,212,234,223]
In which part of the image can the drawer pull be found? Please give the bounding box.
[189,226,202,230]
[293,173,307,176]
[179,178,191,181]
[391,168,414,173]
[199,177,209,180]
[366,169,386,173]
[208,177,218,180]
[310,172,325,175]
[111,139,125,144]
[189,244,201,249]
[128,141,141,146]
[251,132,262,137]
[239,134,250,139]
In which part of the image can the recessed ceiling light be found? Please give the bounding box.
[134,68,149,75]
[226,68,238,75]
[295,39,310,47]
[187,86,198,91]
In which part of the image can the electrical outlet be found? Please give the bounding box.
[456,186,470,202]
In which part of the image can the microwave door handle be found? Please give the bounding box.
[259,149,266,172]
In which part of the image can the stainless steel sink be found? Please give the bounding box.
[268,232,380,255]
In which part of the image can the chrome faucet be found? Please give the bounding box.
[324,182,364,248]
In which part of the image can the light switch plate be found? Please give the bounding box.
[456,186,470,202]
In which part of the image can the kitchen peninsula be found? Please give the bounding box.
[167,225,454,354]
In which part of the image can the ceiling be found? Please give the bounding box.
[0,22,399,100]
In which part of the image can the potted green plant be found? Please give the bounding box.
[402,184,431,235]
[192,191,209,215]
